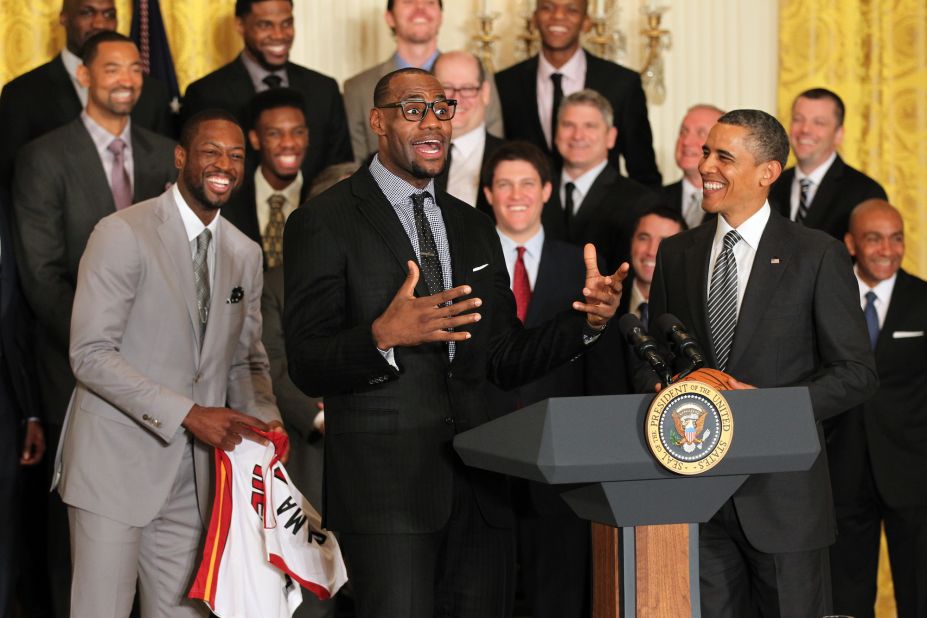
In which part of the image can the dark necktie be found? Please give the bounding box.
[708,230,742,371]
[550,72,564,148]
[263,194,286,269]
[513,246,531,323]
[107,138,132,210]
[193,229,212,346]
[797,178,812,222]
[410,192,444,296]
[863,290,879,349]
[564,181,576,232]
[263,74,283,90]
[638,301,649,329]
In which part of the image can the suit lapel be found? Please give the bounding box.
[525,239,554,326]
[49,56,83,122]
[202,219,236,356]
[351,170,429,298]
[572,166,615,230]
[520,57,548,153]
[131,126,166,200]
[876,269,909,357]
[726,213,793,369]
[68,121,117,215]
[804,156,844,227]
[684,224,716,365]
[155,192,201,349]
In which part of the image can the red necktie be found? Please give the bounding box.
[513,246,532,323]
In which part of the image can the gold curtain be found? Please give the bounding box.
[0,0,239,94]
[779,0,927,279]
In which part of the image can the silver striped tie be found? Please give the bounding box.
[708,229,741,371]
[193,229,212,345]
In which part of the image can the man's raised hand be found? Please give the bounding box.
[371,260,482,350]
[572,244,629,328]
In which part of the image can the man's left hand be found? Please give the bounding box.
[267,421,290,465]
[572,244,629,328]
[20,419,45,465]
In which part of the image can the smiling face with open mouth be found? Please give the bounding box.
[386,0,442,45]
[237,0,294,71]
[373,72,452,188]
[535,0,592,56]
[177,119,246,218]
[486,159,552,243]
[250,105,308,188]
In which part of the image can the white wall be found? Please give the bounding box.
[292,0,779,182]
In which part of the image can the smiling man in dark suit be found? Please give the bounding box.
[769,88,886,240]
[827,199,927,618]
[283,67,627,618]
[640,109,877,617]
[0,0,172,190]
[543,89,662,272]
[181,0,352,187]
[12,32,176,616]
[663,104,724,228]
[495,0,660,186]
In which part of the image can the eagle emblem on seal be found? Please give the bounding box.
[671,405,710,453]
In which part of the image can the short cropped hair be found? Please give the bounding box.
[248,87,306,131]
[716,109,790,168]
[373,67,432,107]
[80,31,134,65]
[235,0,292,18]
[558,89,614,128]
[179,109,242,150]
[481,141,552,188]
[632,205,688,236]
[794,88,845,127]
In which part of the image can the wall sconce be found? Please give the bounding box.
[640,4,672,105]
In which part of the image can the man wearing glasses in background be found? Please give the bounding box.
[282,68,627,618]
[432,51,505,216]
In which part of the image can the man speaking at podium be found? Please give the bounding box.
[638,109,877,617]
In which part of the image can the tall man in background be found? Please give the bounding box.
[662,104,723,228]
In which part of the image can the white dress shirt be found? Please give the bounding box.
[446,124,486,207]
[681,177,703,228]
[560,159,608,214]
[496,226,544,290]
[253,167,302,240]
[629,279,648,319]
[173,184,220,290]
[706,202,772,314]
[537,49,587,148]
[61,48,88,107]
[789,151,836,220]
[855,266,896,329]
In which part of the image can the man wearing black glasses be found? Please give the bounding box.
[282,68,628,618]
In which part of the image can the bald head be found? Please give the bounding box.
[845,199,904,287]
[60,0,117,55]
[433,51,490,136]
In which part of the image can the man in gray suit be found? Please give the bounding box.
[56,109,283,617]
[12,31,176,616]
[343,0,503,163]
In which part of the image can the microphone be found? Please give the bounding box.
[652,314,706,370]
[618,314,671,386]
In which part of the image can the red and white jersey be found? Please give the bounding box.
[189,429,347,618]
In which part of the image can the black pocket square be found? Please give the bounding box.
[226,286,244,304]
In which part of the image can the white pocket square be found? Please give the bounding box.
[892,330,924,339]
[472,263,489,272]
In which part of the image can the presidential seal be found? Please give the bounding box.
[644,380,733,475]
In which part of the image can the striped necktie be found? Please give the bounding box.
[797,178,812,222]
[708,230,742,370]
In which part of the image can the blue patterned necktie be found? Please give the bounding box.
[863,290,879,349]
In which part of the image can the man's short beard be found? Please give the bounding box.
[408,158,445,180]
[246,41,287,71]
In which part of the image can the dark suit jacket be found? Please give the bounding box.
[485,236,626,517]
[0,54,172,189]
[282,167,591,535]
[181,56,353,186]
[661,179,715,227]
[640,210,878,553]
[826,269,927,510]
[12,119,176,425]
[543,165,662,272]
[496,51,661,187]
[221,172,311,267]
[435,131,504,219]
[768,154,887,240]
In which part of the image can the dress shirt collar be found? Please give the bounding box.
[240,51,289,91]
[369,154,437,207]
[451,123,486,157]
[629,277,648,317]
[61,48,82,81]
[394,49,440,71]
[713,201,771,252]
[855,265,896,327]
[254,167,303,212]
[81,110,132,144]
[172,184,221,243]
[681,176,701,203]
[561,159,608,210]
[497,225,544,288]
[795,150,836,185]
[538,47,586,87]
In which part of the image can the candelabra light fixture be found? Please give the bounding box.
[640,3,672,105]
[515,10,540,60]
[472,8,501,73]
[585,0,627,62]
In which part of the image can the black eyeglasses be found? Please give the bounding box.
[377,98,458,122]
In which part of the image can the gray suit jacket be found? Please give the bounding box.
[55,189,280,527]
[343,56,504,164]
[12,118,176,425]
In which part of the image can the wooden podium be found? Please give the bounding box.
[454,388,820,617]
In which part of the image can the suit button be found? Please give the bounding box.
[444,417,454,425]
[194,373,201,384]
[154,419,162,428]
[143,414,150,421]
